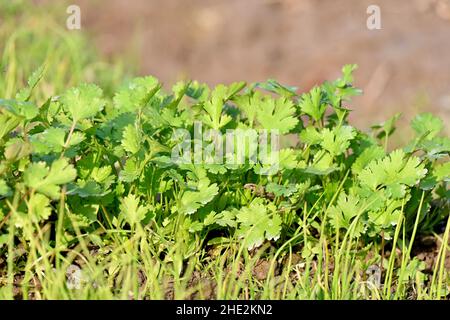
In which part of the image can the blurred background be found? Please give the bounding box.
[1,0,450,136]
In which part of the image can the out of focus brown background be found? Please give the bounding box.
[72,0,450,131]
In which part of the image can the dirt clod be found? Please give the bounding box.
[252,259,275,281]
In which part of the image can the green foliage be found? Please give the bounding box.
[176,177,219,215]
[60,83,105,122]
[0,2,448,300]
[0,63,449,301]
[357,149,427,196]
[235,199,282,250]
[120,193,152,226]
[299,86,327,122]
[0,0,128,103]
[255,96,299,134]
[411,112,444,140]
[23,158,77,199]
[0,64,447,251]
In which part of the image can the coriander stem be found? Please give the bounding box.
[61,120,76,157]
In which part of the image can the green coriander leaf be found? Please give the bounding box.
[417,137,450,159]
[236,199,282,250]
[60,83,105,122]
[233,91,262,127]
[266,182,297,197]
[177,178,219,215]
[254,79,297,98]
[186,81,210,101]
[305,152,337,175]
[15,65,45,101]
[299,86,326,122]
[299,126,322,145]
[113,76,160,113]
[4,138,32,161]
[119,158,140,182]
[28,193,52,222]
[434,162,450,182]
[203,211,218,226]
[336,64,358,87]
[186,218,204,233]
[256,96,299,134]
[202,84,242,130]
[24,158,77,199]
[0,179,11,196]
[0,99,39,120]
[120,194,150,225]
[215,210,237,228]
[352,145,385,175]
[358,149,427,192]
[320,125,356,156]
[328,193,364,237]
[411,113,444,140]
[121,124,141,154]
[31,127,66,154]
[67,180,109,198]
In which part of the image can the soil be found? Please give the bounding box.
[187,271,217,300]
[70,0,450,133]
[412,234,450,273]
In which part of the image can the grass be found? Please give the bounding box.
[2,189,448,300]
[0,1,129,100]
[1,164,448,300]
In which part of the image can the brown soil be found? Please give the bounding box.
[412,234,450,273]
[70,0,450,133]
